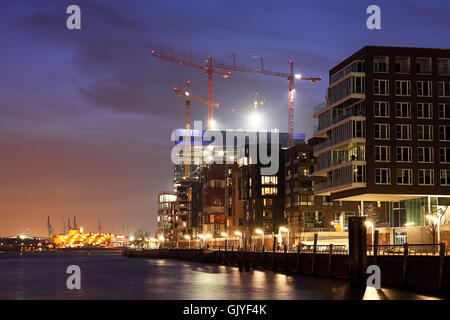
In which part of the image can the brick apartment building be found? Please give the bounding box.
[313,46,450,244]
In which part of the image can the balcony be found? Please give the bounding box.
[313,119,366,155]
[315,110,366,135]
[315,149,366,174]
[315,164,366,195]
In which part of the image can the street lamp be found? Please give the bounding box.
[184,234,191,248]
[205,234,212,249]
[279,227,289,248]
[365,221,374,250]
[234,231,242,248]
[198,234,204,248]
[255,229,264,250]
[426,215,439,244]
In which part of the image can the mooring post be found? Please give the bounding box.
[296,244,302,273]
[439,243,446,290]
[272,236,276,271]
[261,245,265,269]
[283,244,288,272]
[348,216,367,287]
[311,233,318,274]
[402,243,409,286]
[373,229,379,265]
[328,243,333,277]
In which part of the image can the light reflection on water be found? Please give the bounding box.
[0,251,443,300]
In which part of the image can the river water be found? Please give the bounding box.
[0,251,444,300]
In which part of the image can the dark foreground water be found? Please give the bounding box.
[0,251,444,300]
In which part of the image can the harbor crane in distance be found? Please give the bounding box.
[213,54,322,146]
[173,81,219,178]
[151,46,230,130]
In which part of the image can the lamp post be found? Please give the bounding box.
[206,234,212,249]
[198,234,204,249]
[184,234,191,248]
[221,232,228,250]
[279,227,289,248]
[365,221,374,251]
[426,215,439,244]
[255,229,264,250]
[234,231,242,249]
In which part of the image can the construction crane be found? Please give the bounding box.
[213,54,321,146]
[232,92,266,113]
[151,47,230,130]
[173,80,219,178]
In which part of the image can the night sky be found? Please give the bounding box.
[1,0,449,237]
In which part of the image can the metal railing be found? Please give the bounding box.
[367,243,447,256]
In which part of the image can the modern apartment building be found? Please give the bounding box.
[172,178,202,241]
[156,191,177,240]
[313,46,450,231]
[284,141,372,235]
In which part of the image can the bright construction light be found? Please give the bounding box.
[220,232,228,237]
[234,231,242,237]
[209,119,217,129]
[295,74,302,79]
[254,229,264,235]
[249,112,262,129]
[185,91,190,96]
[279,227,289,233]
[365,221,374,228]
[426,215,438,223]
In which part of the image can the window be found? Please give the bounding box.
[418,147,434,163]
[263,198,273,208]
[440,125,450,141]
[396,146,412,162]
[261,176,278,185]
[416,57,432,74]
[352,120,365,138]
[392,201,407,227]
[395,80,411,96]
[395,57,410,73]
[375,146,390,162]
[374,56,388,72]
[299,195,314,206]
[375,168,391,184]
[396,124,411,140]
[418,169,434,185]
[353,165,366,183]
[440,170,450,186]
[304,212,323,229]
[438,82,450,97]
[439,104,450,119]
[440,147,450,163]
[397,169,412,185]
[374,79,389,95]
[417,103,432,119]
[261,187,277,195]
[353,76,365,94]
[375,123,390,139]
[374,101,389,117]
[417,81,432,97]
[296,151,308,162]
[395,102,411,118]
[438,58,450,75]
[418,125,433,141]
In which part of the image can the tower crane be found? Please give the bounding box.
[232,92,266,113]
[173,81,219,178]
[213,54,321,146]
[151,47,230,130]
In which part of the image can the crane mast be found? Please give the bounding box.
[213,55,321,147]
[151,48,230,130]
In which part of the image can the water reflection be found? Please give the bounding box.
[0,252,444,300]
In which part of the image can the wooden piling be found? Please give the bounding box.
[296,244,302,273]
[402,243,409,286]
[348,217,367,287]
[311,233,318,274]
[439,243,446,290]
[328,244,333,277]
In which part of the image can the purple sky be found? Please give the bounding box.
[1,0,449,236]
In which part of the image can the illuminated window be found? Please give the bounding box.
[261,176,278,185]
[261,187,277,196]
